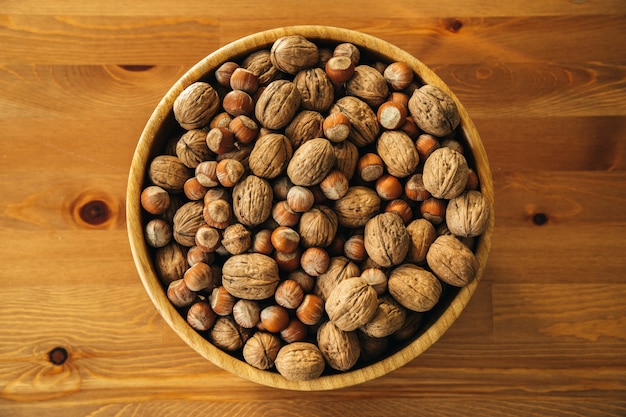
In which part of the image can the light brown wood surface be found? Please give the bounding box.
[1,1,625,416]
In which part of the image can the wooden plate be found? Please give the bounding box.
[127,25,494,390]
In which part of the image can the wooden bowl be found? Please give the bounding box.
[127,25,494,390]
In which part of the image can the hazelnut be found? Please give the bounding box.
[186,245,215,267]
[400,116,420,139]
[343,234,366,262]
[167,279,196,308]
[186,300,216,332]
[195,161,219,187]
[280,318,308,343]
[222,89,254,117]
[270,226,301,253]
[377,101,407,130]
[216,158,245,187]
[183,177,208,201]
[250,228,273,255]
[319,169,349,200]
[404,173,431,201]
[466,168,480,191]
[325,55,355,84]
[229,115,259,144]
[272,200,301,227]
[286,185,315,213]
[323,112,351,142]
[360,268,388,295]
[275,279,305,309]
[232,299,261,328]
[387,91,410,109]
[333,42,360,66]
[383,61,414,91]
[206,127,235,155]
[384,199,413,224]
[210,111,232,129]
[287,269,315,293]
[420,197,447,225]
[300,247,330,277]
[229,68,260,94]
[274,248,302,272]
[144,218,172,248]
[357,153,384,182]
[194,224,221,253]
[272,176,294,201]
[140,185,170,215]
[375,174,403,201]
[215,61,240,88]
[296,293,324,325]
[415,133,440,161]
[203,198,232,229]
[260,305,290,333]
[210,286,236,316]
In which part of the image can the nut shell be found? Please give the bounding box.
[287,138,336,186]
[363,212,410,268]
[313,256,361,302]
[243,331,281,370]
[249,133,293,179]
[376,130,419,178]
[388,264,442,312]
[333,186,381,228]
[232,175,273,227]
[426,235,479,287]
[406,218,437,263]
[274,342,325,381]
[255,79,301,130]
[329,96,379,147]
[270,35,319,74]
[172,201,205,247]
[325,277,378,331]
[408,84,460,137]
[148,155,193,193]
[221,253,280,300]
[317,321,360,371]
[298,205,338,248]
[422,147,469,200]
[293,67,334,112]
[345,65,389,108]
[360,294,407,338]
[445,190,491,238]
[173,81,220,130]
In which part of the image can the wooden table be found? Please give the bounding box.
[2,1,625,416]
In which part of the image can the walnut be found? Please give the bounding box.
[426,234,479,287]
[329,96,380,147]
[173,81,220,130]
[270,35,319,75]
[422,147,469,199]
[275,342,325,381]
[388,264,442,312]
[242,331,282,370]
[172,201,205,247]
[154,242,188,285]
[345,65,389,108]
[148,155,193,193]
[313,256,361,302]
[242,50,281,85]
[208,316,252,351]
[231,175,273,227]
[284,110,324,148]
[333,140,359,181]
[406,218,437,263]
[298,205,338,248]
[360,294,407,338]
[221,223,251,255]
[221,253,280,300]
[333,186,381,228]
[325,277,378,331]
[293,67,334,112]
[363,212,410,267]
[376,130,419,178]
[286,138,336,186]
[248,133,293,179]
[255,79,301,130]
[392,311,424,341]
[445,190,490,238]
[174,129,212,168]
[317,321,360,371]
[408,84,460,137]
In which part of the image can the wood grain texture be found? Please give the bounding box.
[1,1,625,415]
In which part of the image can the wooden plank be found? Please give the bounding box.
[2,15,625,65]
[2,0,625,17]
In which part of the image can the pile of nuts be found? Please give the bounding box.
[140,35,490,381]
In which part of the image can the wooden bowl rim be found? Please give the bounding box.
[126,25,494,391]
